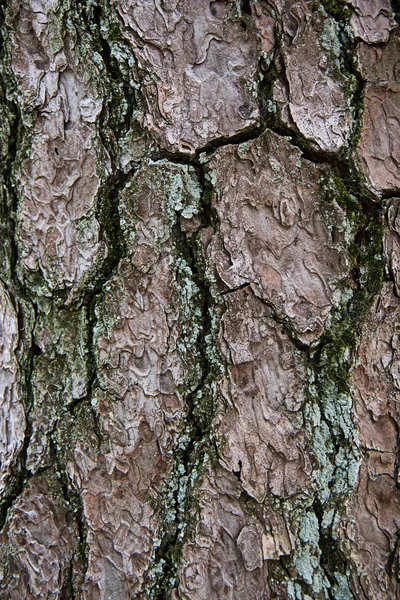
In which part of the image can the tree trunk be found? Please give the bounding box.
[0,1,399,598]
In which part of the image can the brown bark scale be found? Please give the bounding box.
[0,1,399,598]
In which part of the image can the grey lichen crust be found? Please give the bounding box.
[0,1,399,599]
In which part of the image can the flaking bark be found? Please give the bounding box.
[0,1,399,599]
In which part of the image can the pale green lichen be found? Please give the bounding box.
[332,572,354,600]
[265,99,277,113]
[270,157,284,178]
[145,162,225,597]
[293,545,321,587]
[299,512,320,546]
[321,17,342,58]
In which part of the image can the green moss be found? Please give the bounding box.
[391,0,400,22]
[297,168,384,593]
[55,401,99,461]
[312,0,352,22]
[260,62,279,121]
[106,20,125,43]
[63,0,147,171]
[320,175,384,302]
[97,178,127,268]
[317,0,366,152]
[0,5,39,291]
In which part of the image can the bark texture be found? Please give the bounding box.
[0,1,399,599]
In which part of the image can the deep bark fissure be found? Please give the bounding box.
[0,2,39,519]
[391,0,400,22]
[258,2,372,206]
[146,158,223,599]
[141,92,386,591]
[250,13,390,584]
[301,190,385,593]
[48,434,90,581]
[313,498,357,600]
[0,300,37,528]
[219,282,251,296]
[0,10,21,292]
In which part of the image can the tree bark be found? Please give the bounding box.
[0,1,399,598]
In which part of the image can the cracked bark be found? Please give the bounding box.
[0,1,399,599]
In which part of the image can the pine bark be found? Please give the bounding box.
[0,1,399,598]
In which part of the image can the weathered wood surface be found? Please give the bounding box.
[0,1,399,598]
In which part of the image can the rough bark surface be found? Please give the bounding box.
[0,1,399,599]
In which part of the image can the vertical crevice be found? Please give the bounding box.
[0,3,46,530]
[0,300,37,529]
[300,177,385,595]
[146,159,223,599]
[48,435,89,593]
[391,0,400,23]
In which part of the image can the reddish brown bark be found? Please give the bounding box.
[0,1,399,599]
